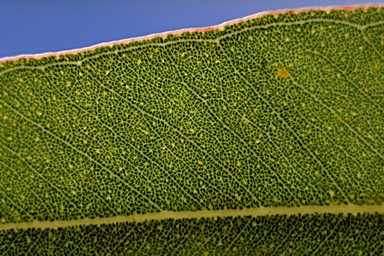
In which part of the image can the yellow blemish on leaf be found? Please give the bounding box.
[277,69,289,78]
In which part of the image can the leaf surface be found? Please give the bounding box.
[1,5,384,255]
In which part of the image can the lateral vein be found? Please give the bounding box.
[1,205,384,231]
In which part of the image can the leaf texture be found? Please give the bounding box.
[0,5,384,255]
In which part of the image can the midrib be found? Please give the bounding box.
[2,205,383,231]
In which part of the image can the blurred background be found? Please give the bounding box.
[1,0,383,58]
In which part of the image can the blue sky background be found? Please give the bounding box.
[1,1,383,58]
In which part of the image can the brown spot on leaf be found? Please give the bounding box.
[278,69,289,78]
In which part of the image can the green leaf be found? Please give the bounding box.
[1,5,384,255]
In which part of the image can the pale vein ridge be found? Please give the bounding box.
[1,205,384,231]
